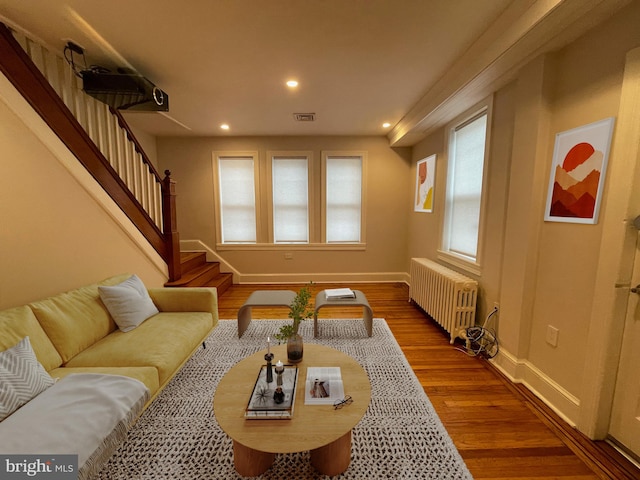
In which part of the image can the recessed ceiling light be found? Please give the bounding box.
[286,80,299,88]
[220,124,230,130]
[382,122,391,128]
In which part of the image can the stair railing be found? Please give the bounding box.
[0,22,181,281]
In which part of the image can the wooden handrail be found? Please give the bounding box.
[0,22,181,280]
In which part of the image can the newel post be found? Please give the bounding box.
[162,170,181,282]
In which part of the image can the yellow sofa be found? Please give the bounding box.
[0,273,218,478]
[0,273,218,402]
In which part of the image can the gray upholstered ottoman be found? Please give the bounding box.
[313,290,373,337]
[237,290,296,337]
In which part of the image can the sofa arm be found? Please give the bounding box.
[147,288,219,324]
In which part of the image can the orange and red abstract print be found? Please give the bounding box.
[549,142,601,218]
[415,154,435,213]
[544,118,615,224]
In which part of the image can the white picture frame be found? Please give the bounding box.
[415,154,436,213]
[543,117,615,224]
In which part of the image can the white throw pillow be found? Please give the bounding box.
[0,336,55,421]
[98,274,159,332]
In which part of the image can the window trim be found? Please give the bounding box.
[214,242,366,252]
[212,150,261,245]
[266,151,314,244]
[321,151,367,245]
[212,149,367,251]
[437,96,493,276]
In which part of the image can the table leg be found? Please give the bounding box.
[313,310,319,337]
[310,430,351,476]
[233,440,275,476]
[363,306,373,337]
[237,306,251,338]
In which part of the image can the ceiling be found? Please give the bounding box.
[0,0,630,145]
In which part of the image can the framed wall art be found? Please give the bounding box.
[544,117,615,224]
[415,154,436,213]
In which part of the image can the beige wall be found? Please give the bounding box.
[0,80,167,310]
[527,2,640,399]
[409,85,515,324]
[408,1,640,425]
[158,136,412,281]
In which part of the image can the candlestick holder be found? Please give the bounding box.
[264,353,274,383]
[274,361,285,386]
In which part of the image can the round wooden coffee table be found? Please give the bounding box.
[213,343,371,476]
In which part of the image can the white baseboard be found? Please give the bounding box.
[235,271,409,284]
[491,347,580,427]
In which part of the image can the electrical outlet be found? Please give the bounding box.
[284,252,293,260]
[493,302,500,312]
[546,325,559,347]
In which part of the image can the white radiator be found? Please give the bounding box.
[409,258,478,343]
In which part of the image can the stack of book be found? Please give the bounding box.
[324,288,356,300]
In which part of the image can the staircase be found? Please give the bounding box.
[165,252,233,295]
[0,23,184,279]
[1,23,236,293]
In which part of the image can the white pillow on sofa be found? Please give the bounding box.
[98,274,159,332]
[0,336,55,421]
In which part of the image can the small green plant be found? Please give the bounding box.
[275,283,314,342]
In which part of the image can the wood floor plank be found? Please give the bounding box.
[217,282,639,480]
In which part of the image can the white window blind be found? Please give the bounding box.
[325,156,362,243]
[444,112,487,260]
[272,157,309,243]
[218,157,257,243]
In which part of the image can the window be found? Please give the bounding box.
[271,156,309,243]
[441,101,491,271]
[216,153,258,244]
[324,154,364,243]
[214,150,365,249]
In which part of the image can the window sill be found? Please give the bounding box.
[216,242,366,252]
[436,250,481,277]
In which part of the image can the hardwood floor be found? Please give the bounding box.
[217,282,640,480]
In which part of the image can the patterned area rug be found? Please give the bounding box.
[95,319,473,479]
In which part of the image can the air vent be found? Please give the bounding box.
[293,113,315,122]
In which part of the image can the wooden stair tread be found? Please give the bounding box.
[165,263,218,286]
[201,272,233,289]
[165,252,233,295]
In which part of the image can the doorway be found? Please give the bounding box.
[578,45,640,462]
[608,225,640,460]
[604,45,640,461]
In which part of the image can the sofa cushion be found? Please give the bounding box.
[98,275,159,332]
[0,305,62,371]
[29,275,129,363]
[65,312,213,385]
[0,336,55,421]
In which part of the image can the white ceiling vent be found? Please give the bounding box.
[293,112,316,122]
